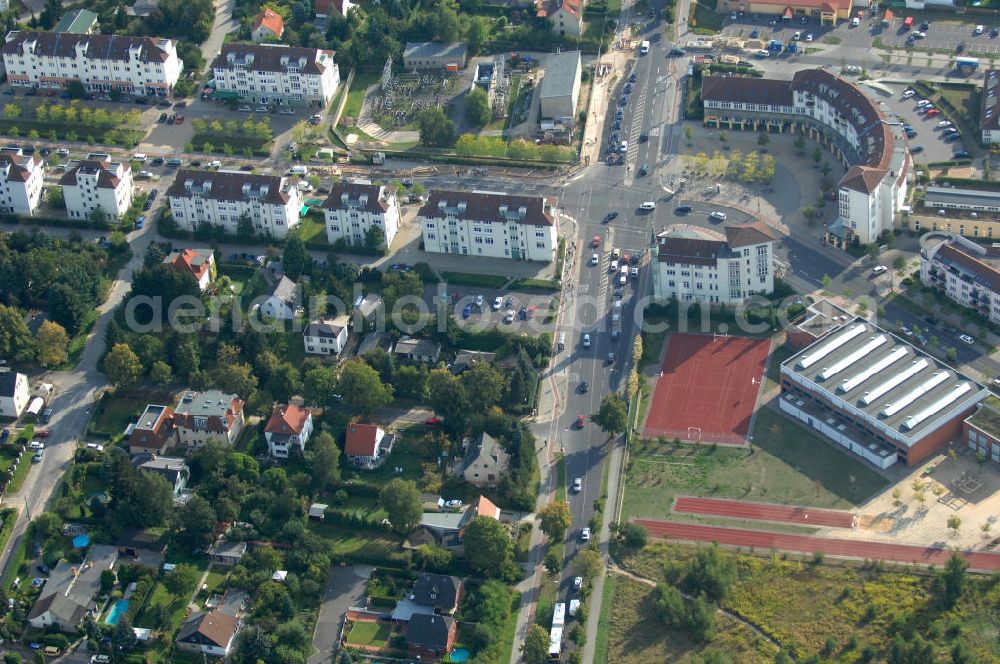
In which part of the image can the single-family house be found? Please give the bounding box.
[251,8,284,42]
[315,0,355,18]
[117,529,167,569]
[176,610,241,657]
[406,614,457,659]
[136,455,190,496]
[462,432,510,487]
[411,573,462,614]
[0,369,30,418]
[303,316,349,356]
[208,540,247,566]
[392,336,441,363]
[407,495,501,552]
[173,390,245,448]
[264,403,313,458]
[344,422,394,469]
[126,404,176,455]
[449,350,496,375]
[261,275,299,320]
[354,293,383,328]
[27,545,118,631]
[163,248,215,291]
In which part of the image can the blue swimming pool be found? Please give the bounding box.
[449,648,470,663]
[105,599,129,626]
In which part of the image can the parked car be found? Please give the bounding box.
[34,429,50,438]
[573,576,583,590]
[32,450,43,463]
[709,211,727,221]
[492,296,502,311]
[960,334,975,345]
[582,333,591,348]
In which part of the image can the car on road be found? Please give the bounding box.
[607,352,615,364]
[899,325,913,337]
[639,134,648,143]
[492,296,502,311]
[573,576,583,590]
[255,105,268,113]
[709,211,727,221]
[136,170,154,179]
[32,450,43,463]
[610,259,619,273]
[921,20,930,30]
[851,16,860,26]
[577,382,589,394]
[639,201,656,210]
[675,205,692,215]
[960,334,975,345]
[86,443,104,452]
[36,564,49,575]
[158,113,167,123]
[937,120,953,128]
[591,253,599,265]
[580,527,591,541]
[993,27,999,37]
[914,31,926,38]
[639,165,648,177]
[954,150,971,158]
[871,265,887,276]
[805,33,814,41]
[572,477,583,492]
[612,248,621,259]
[582,333,591,348]
[926,109,940,117]
[175,115,184,124]
[91,656,111,664]
[592,236,601,247]
[501,310,514,325]
[134,216,145,229]
[604,211,618,222]
[946,134,963,142]
[911,145,924,153]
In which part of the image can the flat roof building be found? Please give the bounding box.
[403,42,467,70]
[780,317,988,467]
[983,70,1000,146]
[924,186,1000,213]
[539,50,582,124]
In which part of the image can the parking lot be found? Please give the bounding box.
[882,18,1000,54]
[874,83,970,162]
[444,288,558,334]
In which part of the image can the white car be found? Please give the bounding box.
[255,105,268,113]
[937,120,953,128]
[639,201,656,210]
[871,265,887,276]
[504,311,515,324]
[709,211,727,221]
[492,296,503,311]
[851,16,860,26]
[573,576,583,590]
[238,105,252,112]
[610,260,619,273]
[136,170,154,179]
[902,89,915,99]
[580,528,592,541]
[475,294,485,309]
[572,477,583,493]
[975,24,985,34]
[279,108,296,115]
[91,657,111,664]
[590,253,599,265]
[85,443,104,452]
[960,334,975,345]
[793,31,801,40]
[207,160,222,168]
[805,33,814,41]
[28,441,43,450]
[444,499,463,508]
[914,31,926,38]
[582,333,592,348]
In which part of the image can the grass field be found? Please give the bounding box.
[297,214,327,245]
[348,621,391,647]
[937,85,981,127]
[441,271,509,289]
[690,0,723,33]
[623,409,887,521]
[89,394,169,438]
[308,523,409,566]
[343,73,380,121]
[137,581,191,633]
[613,543,1000,661]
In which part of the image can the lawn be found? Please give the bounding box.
[763,342,797,391]
[555,455,567,503]
[622,409,888,521]
[216,263,257,296]
[937,84,981,127]
[329,496,388,522]
[440,271,509,289]
[297,213,327,245]
[136,581,189,634]
[690,0,723,33]
[605,575,777,663]
[88,393,170,439]
[7,451,33,494]
[308,523,409,566]
[347,621,391,647]
[342,72,380,121]
[615,543,1000,661]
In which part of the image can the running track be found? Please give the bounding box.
[673,496,856,529]
[636,520,1000,572]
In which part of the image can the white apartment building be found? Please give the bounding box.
[166,170,301,239]
[653,224,776,304]
[702,69,910,245]
[323,182,400,249]
[419,190,558,262]
[211,43,339,108]
[1,31,182,96]
[921,235,1000,325]
[982,70,1000,146]
[172,389,245,448]
[59,155,134,222]
[0,147,43,216]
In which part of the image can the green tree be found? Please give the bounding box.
[35,320,68,367]
[687,593,716,642]
[338,359,393,417]
[463,515,513,577]
[757,132,769,147]
[47,282,88,335]
[544,546,561,575]
[537,501,571,542]
[619,522,648,548]
[592,393,628,437]
[654,584,685,627]
[684,543,735,601]
[794,134,806,154]
[175,495,216,548]
[684,126,694,144]
[414,544,453,573]
[940,550,968,607]
[5,653,23,664]
[418,107,456,147]
[465,87,491,128]
[523,624,550,664]
[460,361,507,412]
[811,146,823,164]
[364,226,386,251]
[162,563,200,597]
[304,365,339,408]
[0,304,37,362]
[104,343,142,388]
[308,431,341,494]
[150,360,173,386]
[283,233,312,280]
[379,478,422,535]
[426,368,469,431]
[111,616,138,662]
[237,213,254,237]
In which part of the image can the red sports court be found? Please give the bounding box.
[642,333,770,445]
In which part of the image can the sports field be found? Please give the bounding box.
[642,333,770,445]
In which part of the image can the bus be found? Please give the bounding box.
[548,603,566,659]
[640,40,650,54]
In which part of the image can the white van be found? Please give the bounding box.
[639,201,656,210]
[640,40,650,54]
[132,153,147,162]
[290,164,309,175]
[619,140,628,154]
[558,332,566,351]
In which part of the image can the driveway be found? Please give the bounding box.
[309,565,372,664]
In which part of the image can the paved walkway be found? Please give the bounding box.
[636,520,1000,572]
[672,496,857,529]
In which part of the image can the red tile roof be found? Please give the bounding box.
[472,495,501,520]
[264,404,310,435]
[253,8,284,38]
[345,422,382,456]
[165,248,212,282]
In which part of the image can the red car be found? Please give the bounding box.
[175,115,185,124]
[592,236,601,248]
[574,415,586,429]
[34,429,50,438]
[424,416,442,427]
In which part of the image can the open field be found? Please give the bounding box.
[612,543,1000,661]
[623,409,888,521]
